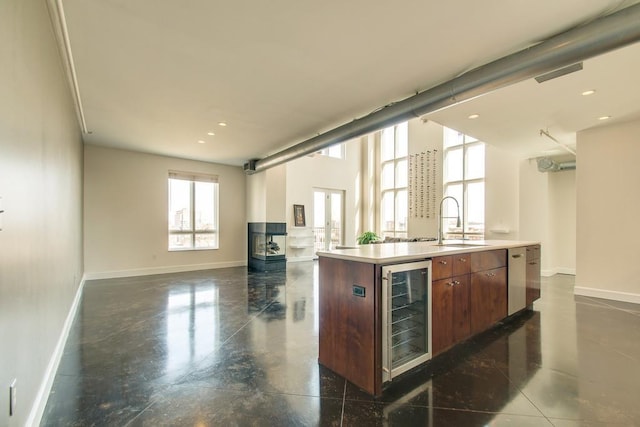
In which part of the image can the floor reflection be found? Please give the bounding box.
[41,264,640,426]
[166,286,220,371]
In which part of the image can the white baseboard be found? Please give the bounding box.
[542,267,576,277]
[26,274,86,427]
[84,260,247,280]
[541,268,556,277]
[574,286,640,305]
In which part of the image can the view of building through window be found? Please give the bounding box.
[443,127,485,240]
[168,172,219,250]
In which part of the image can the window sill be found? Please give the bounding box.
[168,247,218,252]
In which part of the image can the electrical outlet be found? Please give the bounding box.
[9,379,16,416]
[0,196,4,231]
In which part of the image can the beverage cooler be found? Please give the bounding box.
[381,260,432,383]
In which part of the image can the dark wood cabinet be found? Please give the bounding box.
[526,245,541,306]
[432,274,470,355]
[470,249,506,272]
[432,254,471,355]
[318,245,535,397]
[470,267,507,333]
[318,256,381,395]
[452,253,471,276]
[432,255,453,280]
[469,250,507,334]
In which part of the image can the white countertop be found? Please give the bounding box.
[316,240,540,264]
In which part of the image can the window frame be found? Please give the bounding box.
[378,122,408,239]
[168,171,219,251]
[317,143,345,159]
[442,129,485,240]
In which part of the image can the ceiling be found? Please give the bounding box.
[59,0,640,166]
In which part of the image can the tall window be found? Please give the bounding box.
[443,127,485,240]
[379,122,408,238]
[318,143,344,159]
[168,171,219,250]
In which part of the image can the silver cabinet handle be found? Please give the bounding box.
[439,260,447,265]
[511,254,522,258]
[454,280,460,285]
[459,258,466,262]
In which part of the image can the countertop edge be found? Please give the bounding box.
[315,240,541,264]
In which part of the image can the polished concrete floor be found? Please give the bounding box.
[41,261,640,426]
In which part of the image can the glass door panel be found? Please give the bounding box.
[313,189,344,251]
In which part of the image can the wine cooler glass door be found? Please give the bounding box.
[382,260,432,383]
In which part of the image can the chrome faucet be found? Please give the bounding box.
[438,196,461,245]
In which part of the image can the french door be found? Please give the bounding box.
[313,189,344,251]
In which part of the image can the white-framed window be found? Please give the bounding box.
[168,171,219,250]
[318,143,344,159]
[379,122,408,238]
[443,127,485,240]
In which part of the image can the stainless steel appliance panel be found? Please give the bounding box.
[508,247,527,315]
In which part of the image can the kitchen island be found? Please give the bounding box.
[317,240,541,396]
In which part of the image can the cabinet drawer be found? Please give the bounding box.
[452,253,471,276]
[526,245,541,262]
[470,249,507,272]
[432,256,453,280]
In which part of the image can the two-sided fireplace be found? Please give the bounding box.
[248,222,287,271]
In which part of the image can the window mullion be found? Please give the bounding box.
[191,181,196,247]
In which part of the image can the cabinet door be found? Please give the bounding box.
[432,274,470,355]
[452,274,471,343]
[470,267,507,334]
[432,277,454,355]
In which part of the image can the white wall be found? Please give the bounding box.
[549,168,576,274]
[576,119,640,303]
[84,145,246,278]
[265,164,287,222]
[285,139,362,259]
[246,171,266,223]
[519,159,553,274]
[485,144,520,240]
[408,119,522,245]
[0,0,84,425]
[519,157,577,276]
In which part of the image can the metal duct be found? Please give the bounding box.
[537,157,576,172]
[246,4,640,173]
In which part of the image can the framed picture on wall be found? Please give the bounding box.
[293,204,306,227]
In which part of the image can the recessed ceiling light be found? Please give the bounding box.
[207,131,215,136]
[468,114,479,119]
[218,122,227,127]
[598,116,611,121]
[582,89,596,96]
[197,140,206,144]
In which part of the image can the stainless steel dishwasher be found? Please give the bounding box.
[508,247,527,315]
